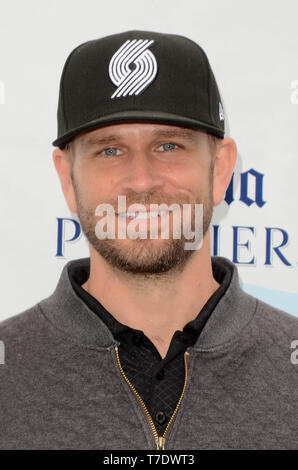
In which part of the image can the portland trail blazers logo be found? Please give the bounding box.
[108,39,158,99]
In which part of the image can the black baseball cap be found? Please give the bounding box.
[52,30,225,149]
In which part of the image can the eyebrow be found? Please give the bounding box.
[82,128,200,149]
[151,129,200,142]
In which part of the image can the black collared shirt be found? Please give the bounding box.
[69,258,232,436]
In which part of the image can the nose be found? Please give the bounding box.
[121,149,165,194]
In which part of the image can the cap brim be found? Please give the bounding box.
[52,110,224,148]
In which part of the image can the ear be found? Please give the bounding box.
[52,148,78,214]
[212,137,237,206]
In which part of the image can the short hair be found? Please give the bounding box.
[206,132,222,159]
[63,141,74,165]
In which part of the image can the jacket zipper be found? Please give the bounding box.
[115,345,190,450]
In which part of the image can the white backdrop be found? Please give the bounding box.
[1,0,298,321]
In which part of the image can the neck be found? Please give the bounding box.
[82,232,219,358]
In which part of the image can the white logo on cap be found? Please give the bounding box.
[219,102,224,121]
[109,39,158,99]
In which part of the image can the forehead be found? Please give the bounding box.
[75,121,205,150]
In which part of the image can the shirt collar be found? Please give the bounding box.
[38,256,257,352]
[68,256,233,341]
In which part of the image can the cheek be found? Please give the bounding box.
[186,164,210,193]
[170,163,200,188]
[75,169,103,203]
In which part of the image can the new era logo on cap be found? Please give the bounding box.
[219,102,224,121]
[108,39,158,99]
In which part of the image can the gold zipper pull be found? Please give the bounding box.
[155,436,165,450]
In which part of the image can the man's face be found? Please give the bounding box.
[68,122,215,277]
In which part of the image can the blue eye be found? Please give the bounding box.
[160,143,177,151]
[103,147,121,156]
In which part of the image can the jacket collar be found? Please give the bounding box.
[38,256,257,352]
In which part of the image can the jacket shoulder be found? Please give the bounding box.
[253,295,298,340]
[0,303,46,341]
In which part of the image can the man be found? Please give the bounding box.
[0,30,297,450]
